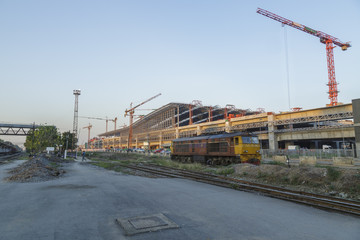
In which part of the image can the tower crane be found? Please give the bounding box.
[256,8,351,106]
[125,93,161,148]
[83,124,92,145]
[79,116,117,132]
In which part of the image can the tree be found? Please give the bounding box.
[60,131,77,152]
[24,126,61,153]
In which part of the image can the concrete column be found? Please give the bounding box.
[159,132,163,147]
[352,98,360,158]
[175,128,179,139]
[196,126,201,136]
[225,120,231,133]
[146,134,150,150]
[314,140,319,149]
[268,114,278,152]
[135,137,138,148]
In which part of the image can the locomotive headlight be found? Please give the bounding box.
[256,150,260,153]
[243,150,248,153]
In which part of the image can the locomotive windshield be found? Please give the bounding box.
[242,137,252,144]
[242,136,259,144]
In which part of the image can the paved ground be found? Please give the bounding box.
[0,159,359,240]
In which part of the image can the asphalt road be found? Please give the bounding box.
[0,159,359,240]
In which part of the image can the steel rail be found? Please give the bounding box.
[145,163,360,207]
[0,152,22,160]
[115,163,360,216]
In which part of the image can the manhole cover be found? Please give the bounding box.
[116,213,179,236]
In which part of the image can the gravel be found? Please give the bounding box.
[5,155,66,183]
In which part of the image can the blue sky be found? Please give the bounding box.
[1,0,359,146]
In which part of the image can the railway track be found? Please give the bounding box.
[0,152,22,160]
[116,163,360,217]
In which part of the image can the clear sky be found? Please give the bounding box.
[1,0,359,146]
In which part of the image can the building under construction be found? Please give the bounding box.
[96,101,263,150]
[91,99,360,157]
[89,99,360,157]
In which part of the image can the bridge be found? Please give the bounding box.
[0,123,40,136]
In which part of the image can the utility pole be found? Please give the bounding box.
[73,89,81,157]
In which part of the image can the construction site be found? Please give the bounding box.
[86,99,358,156]
[82,8,360,160]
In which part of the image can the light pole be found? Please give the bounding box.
[73,89,81,158]
[64,135,69,159]
[59,144,62,157]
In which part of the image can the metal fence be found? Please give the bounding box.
[261,149,357,160]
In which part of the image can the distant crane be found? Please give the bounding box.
[125,93,161,148]
[83,124,92,146]
[79,116,117,132]
[256,8,351,106]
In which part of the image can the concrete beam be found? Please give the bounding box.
[277,127,355,141]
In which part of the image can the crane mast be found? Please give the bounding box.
[125,93,161,149]
[83,124,92,147]
[256,8,351,106]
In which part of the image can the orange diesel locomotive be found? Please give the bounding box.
[171,132,261,165]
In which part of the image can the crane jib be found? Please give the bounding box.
[256,8,350,48]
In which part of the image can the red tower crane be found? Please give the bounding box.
[125,93,161,148]
[256,8,351,106]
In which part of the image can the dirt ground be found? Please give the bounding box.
[5,155,69,182]
[89,152,360,201]
[234,163,360,200]
[4,152,360,201]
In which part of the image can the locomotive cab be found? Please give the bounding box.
[233,136,261,164]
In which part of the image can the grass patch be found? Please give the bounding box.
[265,161,286,166]
[326,167,342,181]
[216,167,235,176]
[257,171,269,179]
[49,162,60,168]
[92,162,116,169]
[89,152,232,175]
[290,176,301,185]
[281,176,290,183]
